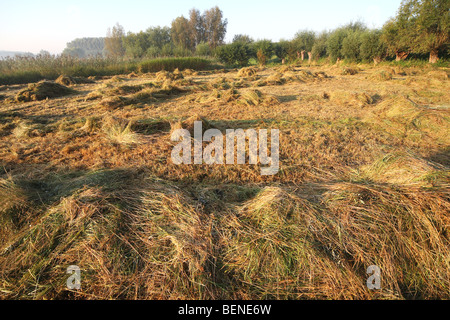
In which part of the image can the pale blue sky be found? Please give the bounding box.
[0,0,402,54]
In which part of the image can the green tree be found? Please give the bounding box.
[203,6,228,48]
[360,29,387,64]
[341,30,364,60]
[233,34,254,44]
[216,42,252,67]
[252,40,273,66]
[293,30,316,60]
[311,32,328,60]
[105,23,125,58]
[405,0,449,63]
[171,16,193,50]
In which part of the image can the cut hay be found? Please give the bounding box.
[15,81,75,102]
[239,89,280,107]
[55,75,94,86]
[265,72,286,85]
[186,88,238,105]
[278,65,295,73]
[329,91,374,107]
[170,114,212,136]
[341,67,358,75]
[98,96,133,110]
[101,116,141,145]
[237,67,258,78]
[84,91,103,101]
[370,70,393,81]
[355,151,448,186]
[427,70,448,81]
[183,69,198,76]
[127,72,139,79]
[368,96,450,141]
[155,70,183,82]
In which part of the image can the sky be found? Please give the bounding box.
[0,0,402,54]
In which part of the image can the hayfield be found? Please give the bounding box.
[0,62,449,299]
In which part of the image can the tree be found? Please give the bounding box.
[405,0,449,63]
[171,16,192,50]
[189,8,207,47]
[360,29,387,64]
[327,22,366,62]
[233,34,254,44]
[274,40,291,62]
[216,43,252,67]
[293,30,316,60]
[252,40,274,66]
[341,30,364,60]
[196,42,212,56]
[104,23,125,58]
[311,32,328,60]
[203,6,228,48]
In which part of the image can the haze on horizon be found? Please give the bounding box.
[0,0,402,55]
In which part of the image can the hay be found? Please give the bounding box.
[84,91,103,101]
[278,65,295,73]
[173,68,184,80]
[55,75,94,86]
[329,91,374,107]
[127,72,139,79]
[239,89,280,107]
[15,81,75,102]
[356,151,447,186]
[170,114,212,136]
[102,116,141,145]
[155,70,183,82]
[370,70,393,81]
[427,70,448,81]
[266,72,286,85]
[341,67,358,75]
[368,95,450,142]
[183,69,198,76]
[237,67,258,78]
[98,96,132,110]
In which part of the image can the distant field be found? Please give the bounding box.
[0,62,449,299]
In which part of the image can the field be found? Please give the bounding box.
[0,62,449,299]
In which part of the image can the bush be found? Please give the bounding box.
[138,57,211,73]
[195,43,212,56]
[215,43,253,67]
[252,40,274,64]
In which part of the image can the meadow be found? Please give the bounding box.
[0,60,449,299]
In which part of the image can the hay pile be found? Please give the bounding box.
[239,89,280,107]
[15,81,75,102]
[427,70,448,81]
[369,70,393,81]
[186,88,238,105]
[341,67,358,75]
[98,96,132,110]
[356,151,447,186]
[328,91,374,107]
[237,67,258,78]
[183,69,198,76]
[170,114,213,136]
[265,72,286,85]
[367,96,450,142]
[155,69,184,82]
[55,75,94,86]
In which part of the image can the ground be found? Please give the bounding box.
[0,63,449,299]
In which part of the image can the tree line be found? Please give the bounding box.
[62,0,448,65]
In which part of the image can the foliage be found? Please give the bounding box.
[215,43,252,67]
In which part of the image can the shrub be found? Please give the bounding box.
[215,43,253,67]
